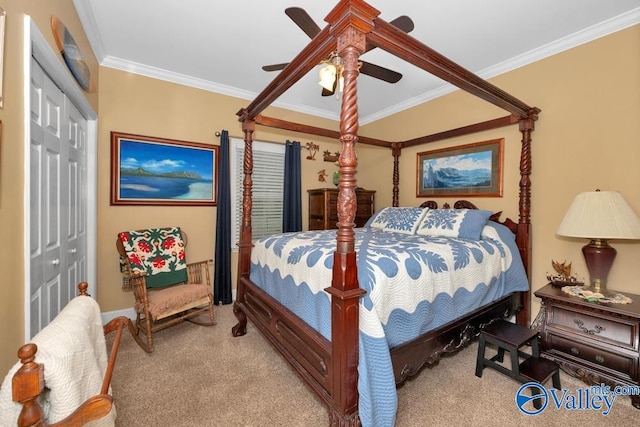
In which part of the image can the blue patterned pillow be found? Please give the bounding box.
[416,209,492,240]
[368,207,429,235]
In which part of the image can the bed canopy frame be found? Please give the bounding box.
[232,1,540,425]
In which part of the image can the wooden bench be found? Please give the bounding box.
[1,282,133,426]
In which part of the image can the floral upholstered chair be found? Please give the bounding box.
[116,227,215,352]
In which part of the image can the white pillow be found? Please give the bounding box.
[368,207,429,235]
[416,209,493,240]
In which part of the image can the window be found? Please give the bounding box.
[230,138,285,249]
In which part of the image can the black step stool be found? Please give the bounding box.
[475,319,561,409]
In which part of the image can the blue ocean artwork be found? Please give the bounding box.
[119,140,214,200]
[423,150,492,189]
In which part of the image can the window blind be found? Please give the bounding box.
[230,138,284,248]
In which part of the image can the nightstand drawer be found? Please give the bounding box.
[535,284,640,408]
[548,333,637,380]
[548,304,639,350]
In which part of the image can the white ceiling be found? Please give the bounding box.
[73,0,640,124]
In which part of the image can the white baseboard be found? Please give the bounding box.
[102,307,136,324]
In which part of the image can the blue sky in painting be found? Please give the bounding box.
[120,140,213,180]
[425,150,492,172]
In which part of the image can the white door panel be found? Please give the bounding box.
[29,58,88,335]
[65,100,86,303]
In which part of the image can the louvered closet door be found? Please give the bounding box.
[29,58,88,337]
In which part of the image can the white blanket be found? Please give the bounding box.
[0,295,115,426]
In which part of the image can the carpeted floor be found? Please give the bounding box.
[110,304,638,426]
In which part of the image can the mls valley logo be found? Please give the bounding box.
[515,382,628,416]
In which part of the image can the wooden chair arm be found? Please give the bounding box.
[102,315,130,335]
[186,259,213,286]
[101,316,132,395]
[12,283,129,427]
[48,395,113,427]
[186,259,213,270]
[126,273,149,301]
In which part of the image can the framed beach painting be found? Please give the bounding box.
[110,132,218,206]
[416,138,503,197]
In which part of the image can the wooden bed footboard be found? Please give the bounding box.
[233,276,336,410]
[233,277,526,421]
[9,282,133,427]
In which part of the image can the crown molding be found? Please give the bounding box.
[73,0,106,62]
[360,7,640,124]
[75,3,640,124]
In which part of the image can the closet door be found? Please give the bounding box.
[29,58,88,337]
[65,100,88,298]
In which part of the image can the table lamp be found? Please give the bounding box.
[556,190,640,293]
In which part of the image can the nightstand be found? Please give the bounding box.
[534,284,640,409]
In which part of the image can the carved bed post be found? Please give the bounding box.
[515,108,539,326]
[323,1,376,425]
[392,143,401,207]
[232,111,255,336]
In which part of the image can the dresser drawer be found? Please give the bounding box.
[356,192,374,203]
[309,218,325,231]
[356,202,372,217]
[547,304,639,350]
[548,332,637,381]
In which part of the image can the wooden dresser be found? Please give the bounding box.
[308,188,375,230]
[534,284,640,409]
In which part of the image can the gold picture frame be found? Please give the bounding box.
[416,138,504,198]
[110,132,219,206]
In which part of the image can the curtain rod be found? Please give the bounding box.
[215,131,321,147]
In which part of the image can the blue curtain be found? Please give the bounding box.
[282,140,302,232]
[213,130,233,304]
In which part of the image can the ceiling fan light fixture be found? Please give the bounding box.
[318,63,337,91]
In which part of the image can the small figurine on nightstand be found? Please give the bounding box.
[546,259,584,287]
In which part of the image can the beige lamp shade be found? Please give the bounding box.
[556,191,640,240]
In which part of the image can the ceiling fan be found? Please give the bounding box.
[262,7,415,97]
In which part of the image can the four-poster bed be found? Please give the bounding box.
[231,1,540,426]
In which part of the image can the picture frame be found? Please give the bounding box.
[110,132,218,206]
[416,138,504,197]
[0,7,6,108]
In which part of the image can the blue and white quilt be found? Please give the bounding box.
[250,221,528,427]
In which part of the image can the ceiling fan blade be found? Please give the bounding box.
[262,63,289,72]
[389,15,415,34]
[359,61,402,83]
[364,15,415,53]
[285,7,321,39]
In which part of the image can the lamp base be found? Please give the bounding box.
[582,239,616,293]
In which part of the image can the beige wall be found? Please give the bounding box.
[0,0,99,374]
[97,67,347,312]
[1,1,638,376]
